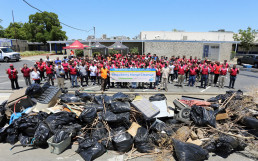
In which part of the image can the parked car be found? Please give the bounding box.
[237,54,258,68]
[0,47,21,62]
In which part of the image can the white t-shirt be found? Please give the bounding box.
[89,66,97,76]
[169,65,175,74]
[31,71,40,80]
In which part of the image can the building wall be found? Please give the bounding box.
[141,31,237,41]
[11,40,29,52]
[144,41,232,62]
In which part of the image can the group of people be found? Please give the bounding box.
[6,53,239,91]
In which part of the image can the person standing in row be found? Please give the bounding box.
[161,64,170,91]
[213,62,221,86]
[89,64,97,85]
[208,62,215,86]
[219,64,227,88]
[69,63,78,88]
[229,65,239,89]
[178,62,185,87]
[100,65,108,92]
[79,62,88,87]
[55,64,65,89]
[168,62,175,83]
[188,65,198,87]
[62,60,69,80]
[200,63,209,89]
[6,64,19,90]
[45,62,55,86]
[20,63,31,86]
[31,66,41,84]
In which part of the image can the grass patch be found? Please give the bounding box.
[20,51,54,57]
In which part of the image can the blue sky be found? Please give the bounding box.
[0,0,257,40]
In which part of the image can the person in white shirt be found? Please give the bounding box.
[31,67,41,84]
[161,64,171,92]
[89,64,97,85]
[168,62,175,83]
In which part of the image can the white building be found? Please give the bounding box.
[140,31,236,41]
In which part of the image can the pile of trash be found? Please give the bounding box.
[0,83,257,161]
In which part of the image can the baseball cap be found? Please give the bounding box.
[10,64,13,67]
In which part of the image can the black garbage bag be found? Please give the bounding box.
[19,134,32,146]
[75,90,93,102]
[61,123,82,138]
[25,83,44,97]
[150,120,169,133]
[149,94,166,102]
[110,101,131,113]
[172,139,209,161]
[52,130,70,143]
[0,100,7,128]
[6,126,18,145]
[41,82,51,90]
[103,111,130,123]
[112,128,133,152]
[242,117,258,129]
[91,122,108,140]
[134,127,154,153]
[190,105,218,128]
[94,95,104,105]
[60,93,81,103]
[33,123,51,145]
[112,92,130,102]
[0,126,8,143]
[104,95,112,105]
[45,111,76,133]
[85,103,103,112]
[215,136,241,154]
[79,107,97,124]
[78,136,98,150]
[78,142,106,161]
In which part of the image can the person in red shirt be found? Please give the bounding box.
[219,64,228,88]
[188,65,198,87]
[62,60,69,80]
[20,63,31,86]
[45,62,55,85]
[6,64,19,90]
[178,62,186,87]
[213,62,221,86]
[38,61,45,81]
[69,63,78,88]
[229,64,239,89]
[200,63,209,88]
[155,65,162,88]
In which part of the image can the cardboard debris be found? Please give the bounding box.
[216,113,229,120]
[173,126,191,142]
[127,122,141,137]
[196,129,204,139]
[190,131,198,140]
[186,138,203,146]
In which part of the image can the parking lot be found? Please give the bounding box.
[0,55,257,94]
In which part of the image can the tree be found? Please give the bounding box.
[233,27,257,53]
[24,11,67,43]
[0,19,5,37]
[4,22,27,40]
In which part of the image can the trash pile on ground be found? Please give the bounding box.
[0,82,257,161]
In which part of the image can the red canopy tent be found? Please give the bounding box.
[63,40,89,49]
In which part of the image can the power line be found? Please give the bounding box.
[22,0,93,32]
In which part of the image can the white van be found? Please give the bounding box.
[0,47,21,62]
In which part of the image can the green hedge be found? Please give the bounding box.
[20,51,53,57]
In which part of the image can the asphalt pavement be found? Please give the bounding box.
[0,55,257,94]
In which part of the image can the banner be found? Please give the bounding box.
[110,68,156,82]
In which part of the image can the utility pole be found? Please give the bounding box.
[93,26,95,40]
[12,10,20,52]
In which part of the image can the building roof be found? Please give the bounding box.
[47,40,240,44]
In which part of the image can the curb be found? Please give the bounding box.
[0,90,224,95]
